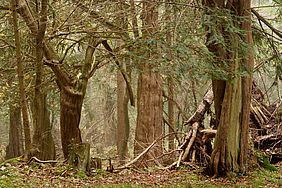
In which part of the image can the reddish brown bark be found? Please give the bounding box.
[134,1,163,167]
[204,0,254,176]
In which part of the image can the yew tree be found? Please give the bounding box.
[134,1,164,167]
[203,0,254,176]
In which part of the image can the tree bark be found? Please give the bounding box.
[15,0,99,159]
[134,1,163,167]
[135,71,163,167]
[103,87,116,147]
[239,0,254,174]
[12,0,32,152]
[204,0,254,177]
[117,68,130,164]
[32,0,55,160]
[116,0,130,165]
[6,105,24,159]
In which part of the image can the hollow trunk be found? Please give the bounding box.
[6,105,24,159]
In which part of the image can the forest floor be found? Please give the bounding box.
[0,158,281,188]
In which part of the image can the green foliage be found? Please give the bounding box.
[256,150,278,171]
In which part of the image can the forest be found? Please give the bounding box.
[0,0,281,187]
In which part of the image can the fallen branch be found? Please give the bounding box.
[27,157,60,165]
[182,122,199,161]
[184,88,213,125]
[116,133,177,170]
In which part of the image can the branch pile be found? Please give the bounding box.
[250,84,282,163]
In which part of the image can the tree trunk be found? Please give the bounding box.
[68,143,90,172]
[12,0,32,152]
[116,0,131,166]
[6,106,24,159]
[168,78,175,151]
[204,0,254,177]
[117,65,130,164]
[15,0,98,160]
[239,0,254,174]
[31,0,55,160]
[135,71,163,167]
[134,1,163,167]
[103,87,116,147]
[60,88,83,158]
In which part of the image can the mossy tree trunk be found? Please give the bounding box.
[204,0,254,177]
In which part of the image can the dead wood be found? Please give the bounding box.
[27,156,60,165]
[116,133,177,170]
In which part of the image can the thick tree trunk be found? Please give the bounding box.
[210,78,242,176]
[6,106,24,159]
[60,88,83,158]
[135,71,163,167]
[204,0,254,177]
[134,1,163,167]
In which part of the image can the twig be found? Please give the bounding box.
[251,9,282,39]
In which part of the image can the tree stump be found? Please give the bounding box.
[68,143,90,172]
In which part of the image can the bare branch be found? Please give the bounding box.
[252,9,282,39]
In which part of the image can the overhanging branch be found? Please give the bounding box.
[251,9,282,39]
